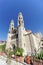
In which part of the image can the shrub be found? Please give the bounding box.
[6,49,14,58]
[38,51,43,60]
[33,51,43,60]
[0,44,6,52]
[14,47,24,56]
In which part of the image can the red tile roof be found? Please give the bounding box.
[26,30,30,32]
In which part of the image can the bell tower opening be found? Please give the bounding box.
[12,28,13,30]
[19,21,20,25]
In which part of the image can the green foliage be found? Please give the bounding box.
[33,51,43,60]
[14,47,24,56]
[6,49,14,58]
[37,51,43,60]
[0,44,6,52]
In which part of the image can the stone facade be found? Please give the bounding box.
[6,12,42,56]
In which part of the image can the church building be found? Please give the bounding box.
[6,12,42,56]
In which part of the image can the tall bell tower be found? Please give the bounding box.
[18,12,26,56]
[6,20,14,50]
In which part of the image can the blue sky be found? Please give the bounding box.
[0,0,43,41]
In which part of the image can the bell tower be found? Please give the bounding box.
[18,12,26,56]
[9,20,14,33]
[6,20,14,50]
[18,12,24,47]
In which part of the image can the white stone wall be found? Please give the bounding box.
[31,34,41,52]
[6,33,12,49]
[24,34,32,56]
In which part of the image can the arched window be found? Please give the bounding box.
[19,21,20,24]
[19,17,20,19]
[12,28,13,30]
